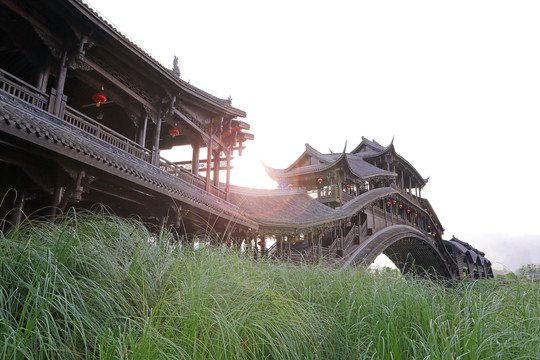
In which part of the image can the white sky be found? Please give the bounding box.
[86,0,539,271]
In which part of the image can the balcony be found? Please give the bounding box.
[0,67,226,200]
[317,184,354,206]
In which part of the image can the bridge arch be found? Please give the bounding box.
[342,225,453,279]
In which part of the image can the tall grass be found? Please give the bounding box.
[0,211,538,359]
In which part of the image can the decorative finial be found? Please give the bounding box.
[172,56,180,77]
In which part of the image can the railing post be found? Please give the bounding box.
[57,94,67,119]
[48,88,57,113]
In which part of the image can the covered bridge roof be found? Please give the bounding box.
[228,185,396,231]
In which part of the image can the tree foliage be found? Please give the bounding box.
[517,263,540,276]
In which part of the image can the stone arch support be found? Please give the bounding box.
[342,225,453,279]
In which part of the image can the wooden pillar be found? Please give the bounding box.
[9,189,26,228]
[138,115,148,147]
[152,118,162,166]
[191,142,200,176]
[213,148,220,187]
[309,232,314,262]
[53,49,68,116]
[37,62,51,92]
[206,134,212,192]
[49,184,63,219]
[225,147,232,200]
[336,171,342,204]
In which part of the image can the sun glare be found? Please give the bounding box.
[161,147,277,190]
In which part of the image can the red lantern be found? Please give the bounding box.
[406,209,410,214]
[393,200,397,204]
[399,204,403,209]
[347,185,352,189]
[92,93,107,107]
[414,213,418,217]
[169,128,180,138]
[386,201,391,206]
[317,178,323,184]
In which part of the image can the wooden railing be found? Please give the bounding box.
[0,68,49,110]
[266,242,278,257]
[342,225,358,253]
[341,190,354,203]
[158,157,226,199]
[159,157,205,187]
[326,226,357,257]
[63,106,152,162]
[0,67,228,200]
[318,185,354,205]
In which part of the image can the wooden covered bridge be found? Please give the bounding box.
[0,0,492,281]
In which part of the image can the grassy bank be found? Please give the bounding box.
[0,212,538,359]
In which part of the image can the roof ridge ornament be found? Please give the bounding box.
[172,56,180,78]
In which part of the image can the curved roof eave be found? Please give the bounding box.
[351,136,386,153]
[363,142,427,187]
[73,0,246,117]
[284,143,335,172]
[264,151,396,182]
[262,161,286,180]
[263,143,338,179]
[283,145,315,172]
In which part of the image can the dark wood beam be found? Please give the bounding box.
[231,119,250,130]
[2,0,64,46]
[80,55,158,113]
[174,157,233,165]
[238,132,254,141]
[198,166,233,172]
[173,107,231,155]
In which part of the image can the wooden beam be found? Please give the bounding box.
[198,166,234,172]
[81,55,158,113]
[173,108,231,155]
[174,157,233,165]
[231,120,250,130]
[238,132,254,141]
[2,0,64,46]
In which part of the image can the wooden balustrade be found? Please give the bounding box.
[0,68,49,110]
[0,67,228,200]
[63,106,152,163]
[341,190,354,203]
